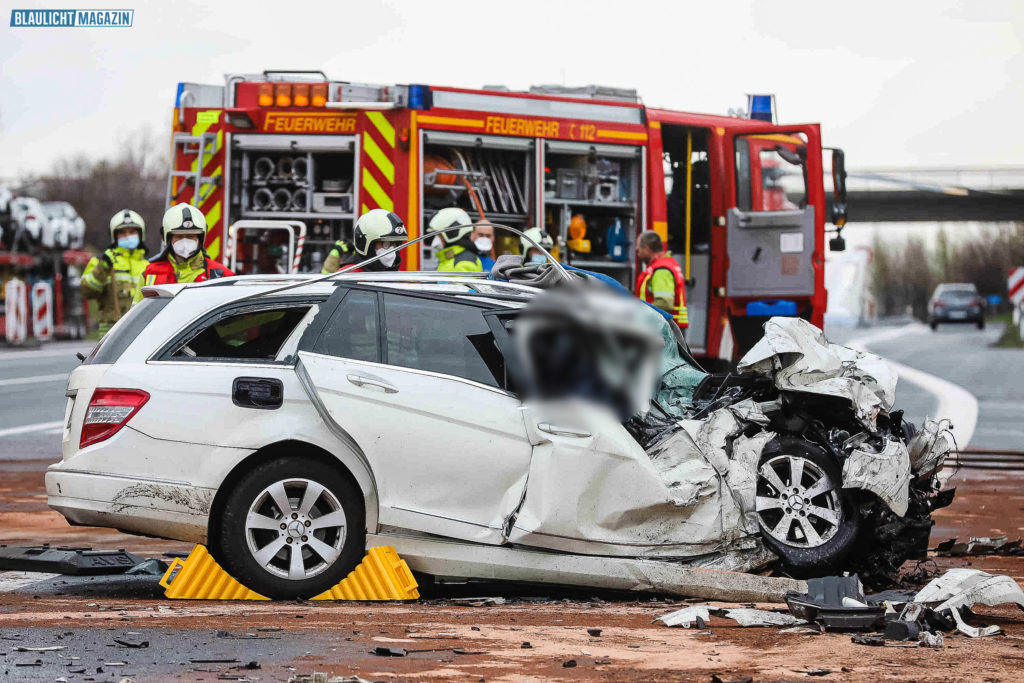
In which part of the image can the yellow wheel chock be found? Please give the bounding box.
[159,545,419,601]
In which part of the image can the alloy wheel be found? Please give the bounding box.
[755,454,842,548]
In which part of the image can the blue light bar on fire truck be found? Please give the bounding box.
[746,94,776,123]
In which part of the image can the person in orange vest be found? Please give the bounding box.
[132,203,234,304]
[635,230,688,329]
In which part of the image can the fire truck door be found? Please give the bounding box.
[727,131,815,297]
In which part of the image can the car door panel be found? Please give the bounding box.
[298,351,532,544]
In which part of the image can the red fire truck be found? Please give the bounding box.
[168,72,848,362]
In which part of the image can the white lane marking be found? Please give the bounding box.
[0,345,94,361]
[0,421,65,437]
[0,571,61,592]
[0,373,68,387]
[848,323,978,448]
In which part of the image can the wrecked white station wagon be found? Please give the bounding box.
[46,255,954,599]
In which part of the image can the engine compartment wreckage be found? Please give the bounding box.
[496,274,957,586]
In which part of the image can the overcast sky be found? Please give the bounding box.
[1,0,1022,178]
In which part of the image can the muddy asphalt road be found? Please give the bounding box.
[2,329,1024,681]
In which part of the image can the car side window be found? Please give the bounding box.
[173,305,311,361]
[312,290,379,362]
[383,293,504,388]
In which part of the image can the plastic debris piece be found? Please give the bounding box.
[850,635,885,646]
[655,605,711,628]
[948,606,1001,637]
[914,568,1024,613]
[125,558,169,576]
[918,631,944,648]
[113,639,148,648]
[721,608,806,627]
[450,597,506,606]
[372,647,407,657]
[779,626,822,635]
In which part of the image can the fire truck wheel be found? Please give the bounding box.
[215,456,365,599]
[755,436,860,576]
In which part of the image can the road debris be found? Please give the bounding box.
[656,605,711,628]
[913,568,1024,637]
[13,645,64,651]
[450,596,506,606]
[113,638,149,648]
[785,575,884,630]
[587,627,602,637]
[372,646,407,657]
[720,607,806,627]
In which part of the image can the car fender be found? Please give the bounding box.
[841,438,911,516]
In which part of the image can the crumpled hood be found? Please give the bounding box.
[737,317,897,431]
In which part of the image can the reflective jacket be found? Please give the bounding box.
[132,250,235,304]
[321,240,357,273]
[636,253,688,328]
[436,240,482,272]
[80,246,149,332]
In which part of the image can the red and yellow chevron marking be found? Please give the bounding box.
[359,111,395,217]
[171,110,225,259]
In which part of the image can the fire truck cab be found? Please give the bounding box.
[169,73,847,362]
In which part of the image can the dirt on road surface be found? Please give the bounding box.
[3,460,1024,682]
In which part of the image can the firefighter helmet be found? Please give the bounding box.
[521,227,554,255]
[428,207,474,245]
[353,209,407,256]
[161,204,207,242]
[108,209,146,242]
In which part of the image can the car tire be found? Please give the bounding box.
[215,456,366,599]
[755,436,859,576]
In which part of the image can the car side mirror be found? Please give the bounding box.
[830,148,848,227]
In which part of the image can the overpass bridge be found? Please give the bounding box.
[828,167,1024,223]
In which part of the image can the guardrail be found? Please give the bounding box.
[947,447,1024,471]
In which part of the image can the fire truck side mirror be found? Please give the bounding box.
[830,148,848,228]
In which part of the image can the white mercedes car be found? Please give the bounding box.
[47,263,953,598]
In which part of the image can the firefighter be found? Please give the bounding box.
[635,230,688,329]
[521,226,554,264]
[472,220,496,271]
[428,207,482,272]
[132,203,235,304]
[320,238,355,273]
[345,209,407,273]
[80,209,150,334]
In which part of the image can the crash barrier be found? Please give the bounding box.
[30,281,53,341]
[159,544,419,600]
[4,278,28,345]
[949,447,1024,471]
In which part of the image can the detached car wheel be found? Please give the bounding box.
[215,457,365,599]
[755,436,859,575]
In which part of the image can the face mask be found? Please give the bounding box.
[529,254,547,264]
[474,237,493,253]
[430,236,445,251]
[376,245,397,268]
[117,235,140,250]
[172,238,199,259]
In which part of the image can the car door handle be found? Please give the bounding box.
[537,423,591,438]
[346,374,398,394]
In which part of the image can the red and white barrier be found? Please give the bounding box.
[4,279,28,345]
[1010,267,1024,326]
[31,281,54,341]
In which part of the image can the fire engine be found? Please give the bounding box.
[168,72,848,362]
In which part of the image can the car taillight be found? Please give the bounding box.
[934,301,945,308]
[81,388,149,448]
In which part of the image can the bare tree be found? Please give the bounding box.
[28,127,166,252]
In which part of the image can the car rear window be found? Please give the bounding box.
[383,293,504,388]
[85,298,170,365]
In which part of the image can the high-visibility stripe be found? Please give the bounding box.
[367,111,395,147]
[198,165,222,207]
[191,110,220,138]
[207,236,221,261]
[362,169,393,211]
[361,203,370,215]
[204,201,222,232]
[362,133,395,184]
[417,115,485,128]
[597,129,647,141]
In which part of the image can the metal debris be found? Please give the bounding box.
[914,568,1024,614]
[720,608,806,628]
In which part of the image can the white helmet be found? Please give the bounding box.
[161,203,207,242]
[428,207,473,245]
[521,226,554,255]
[353,209,407,256]
[109,208,146,243]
